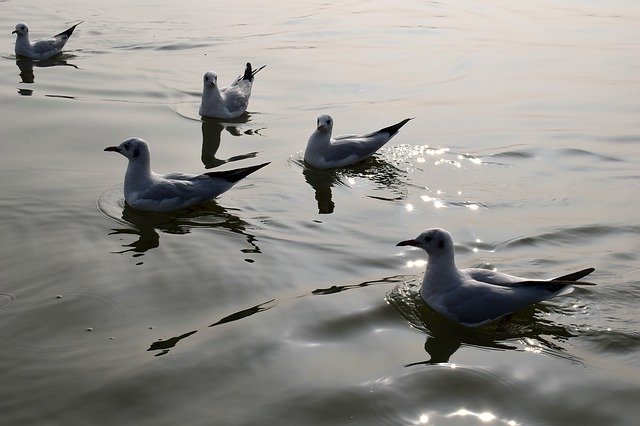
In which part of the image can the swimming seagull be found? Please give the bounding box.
[397,228,596,327]
[104,138,269,212]
[304,115,412,169]
[12,21,82,60]
[199,62,266,119]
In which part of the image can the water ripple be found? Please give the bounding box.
[0,293,16,309]
[501,224,640,249]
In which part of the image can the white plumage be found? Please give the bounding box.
[104,138,269,212]
[13,22,82,60]
[304,114,411,169]
[397,228,596,327]
[199,62,266,119]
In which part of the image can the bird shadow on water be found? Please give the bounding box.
[96,187,260,262]
[386,280,582,366]
[294,156,409,214]
[146,275,412,356]
[14,56,79,94]
[200,117,263,169]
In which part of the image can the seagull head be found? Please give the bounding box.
[203,71,218,88]
[12,23,28,36]
[104,137,150,162]
[397,228,454,257]
[316,114,333,132]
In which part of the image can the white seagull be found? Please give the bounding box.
[13,21,82,60]
[199,62,266,119]
[104,138,269,212]
[304,114,412,169]
[397,228,596,327]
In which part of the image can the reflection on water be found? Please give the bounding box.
[387,280,578,365]
[301,167,341,214]
[300,156,408,214]
[147,330,198,357]
[209,299,276,327]
[146,275,405,356]
[15,57,78,85]
[201,117,262,169]
[98,189,261,260]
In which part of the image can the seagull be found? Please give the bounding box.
[104,138,269,212]
[199,62,266,119]
[397,228,596,327]
[304,115,412,169]
[12,21,82,60]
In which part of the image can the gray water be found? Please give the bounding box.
[1,0,639,424]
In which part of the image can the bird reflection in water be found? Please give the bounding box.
[15,57,78,86]
[201,117,262,169]
[108,202,261,261]
[301,156,408,214]
[387,283,579,366]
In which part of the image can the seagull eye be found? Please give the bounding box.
[424,236,433,243]
[123,143,130,150]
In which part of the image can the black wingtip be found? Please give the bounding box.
[205,162,270,183]
[377,117,413,137]
[552,267,595,282]
[242,63,253,81]
[242,62,266,82]
[55,21,83,38]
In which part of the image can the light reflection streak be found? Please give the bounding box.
[447,409,497,423]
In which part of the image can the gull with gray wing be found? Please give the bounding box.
[397,228,596,327]
[104,138,269,212]
[199,62,266,119]
[13,21,82,60]
[304,114,411,169]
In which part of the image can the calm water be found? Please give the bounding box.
[1,0,639,424]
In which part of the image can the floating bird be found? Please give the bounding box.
[397,228,596,327]
[12,21,82,60]
[104,138,269,212]
[199,62,266,119]
[304,115,412,169]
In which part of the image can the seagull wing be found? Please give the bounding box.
[466,267,596,287]
[324,117,413,166]
[220,84,250,116]
[31,23,81,56]
[444,280,573,327]
[323,136,385,165]
[129,178,209,212]
[31,37,65,55]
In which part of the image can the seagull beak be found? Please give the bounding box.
[104,146,120,153]
[396,239,419,247]
[12,30,17,34]
[317,124,326,131]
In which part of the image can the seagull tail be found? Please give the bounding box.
[243,63,266,82]
[376,117,413,137]
[552,267,595,282]
[205,162,270,183]
[55,21,83,38]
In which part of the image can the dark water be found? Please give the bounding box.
[1,0,639,424]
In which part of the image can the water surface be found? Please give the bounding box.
[1,0,639,424]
